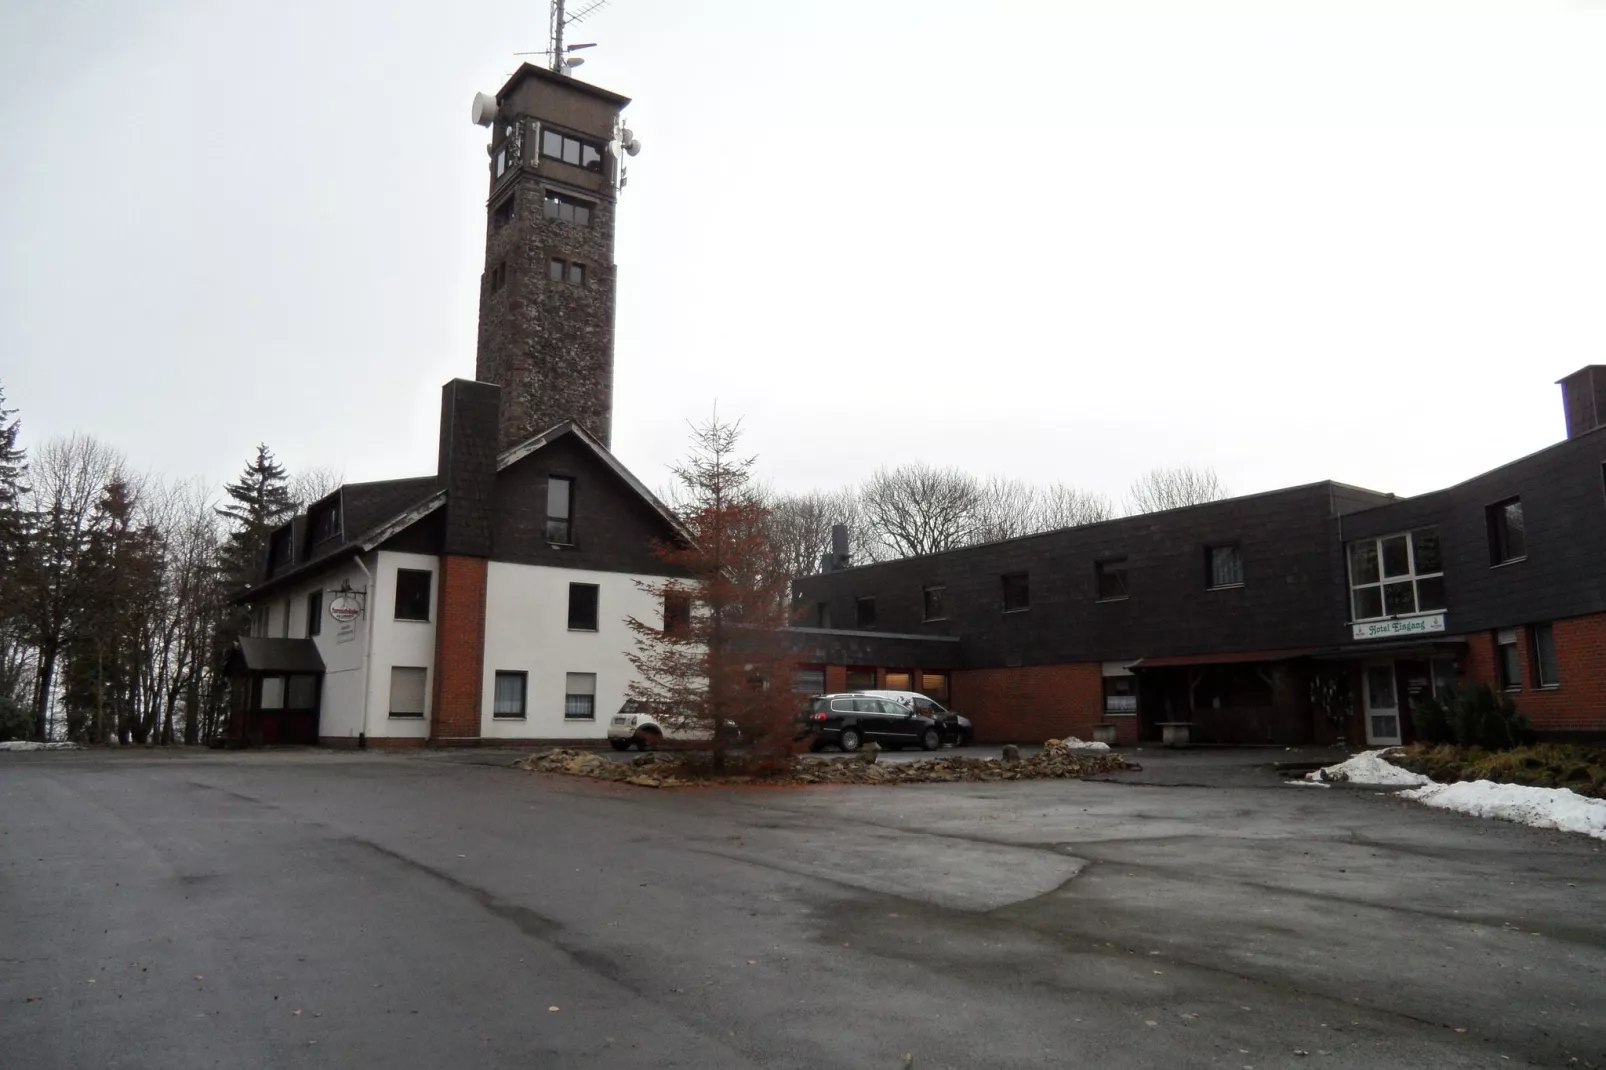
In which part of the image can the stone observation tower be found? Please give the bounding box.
[470,63,639,450]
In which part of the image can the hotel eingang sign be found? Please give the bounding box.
[1352,613,1447,641]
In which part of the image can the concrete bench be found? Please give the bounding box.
[1157,722,1193,747]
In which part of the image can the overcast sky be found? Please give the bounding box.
[4,0,1606,509]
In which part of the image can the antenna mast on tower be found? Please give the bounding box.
[547,0,609,75]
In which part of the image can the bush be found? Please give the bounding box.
[1411,683,1531,750]
[0,694,30,743]
[1388,742,1606,798]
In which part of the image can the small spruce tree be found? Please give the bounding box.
[625,413,801,769]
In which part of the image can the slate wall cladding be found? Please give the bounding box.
[489,432,691,577]
[1338,428,1606,638]
[796,482,1384,669]
[783,629,961,672]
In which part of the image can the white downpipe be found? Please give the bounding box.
[355,554,377,743]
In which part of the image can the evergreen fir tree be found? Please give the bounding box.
[216,444,295,591]
[0,383,28,599]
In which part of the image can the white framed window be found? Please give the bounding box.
[493,671,527,718]
[389,666,427,717]
[1347,527,1444,622]
[564,672,596,719]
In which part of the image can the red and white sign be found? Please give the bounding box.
[329,593,363,623]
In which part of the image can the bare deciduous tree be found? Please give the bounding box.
[1034,482,1115,529]
[13,434,126,739]
[765,488,862,579]
[857,463,985,561]
[290,466,344,511]
[1126,465,1229,514]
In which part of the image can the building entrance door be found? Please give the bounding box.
[1362,661,1403,746]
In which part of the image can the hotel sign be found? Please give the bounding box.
[1352,613,1446,641]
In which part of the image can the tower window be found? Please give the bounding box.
[543,191,592,226]
[540,129,604,172]
[488,261,507,294]
[492,196,515,230]
[547,259,587,287]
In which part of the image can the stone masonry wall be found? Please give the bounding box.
[476,173,618,451]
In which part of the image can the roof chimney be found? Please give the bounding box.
[437,379,501,557]
[1558,366,1606,439]
[820,524,852,572]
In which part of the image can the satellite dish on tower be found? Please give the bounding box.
[470,92,498,127]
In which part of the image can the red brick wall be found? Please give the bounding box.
[430,554,487,742]
[951,664,1104,743]
[1462,612,1606,736]
[824,665,848,694]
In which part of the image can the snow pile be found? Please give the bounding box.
[1307,749,1429,787]
[1401,780,1606,841]
[0,741,84,752]
[1047,737,1111,754]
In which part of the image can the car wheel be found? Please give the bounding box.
[838,727,863,753]
[808,738,825,753]
[636,729,661,751]
[609,738,630,751]
[920,727,941,751]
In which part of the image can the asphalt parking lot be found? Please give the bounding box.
[3,746,1603,1068]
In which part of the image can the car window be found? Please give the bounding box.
[878,699,909,716]
[830,698,855,714]
[849,698,880,714]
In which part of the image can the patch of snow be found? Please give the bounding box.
[1307,749,1429,787]
[0,741,84,752]
[1049,737,1111,753]
[1401,780,1606,841]
[1283,779,1331,788]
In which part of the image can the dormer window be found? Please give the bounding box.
[309,501,341,545]
[266,526,293,577]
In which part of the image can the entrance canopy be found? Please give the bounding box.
[225,637,326,676]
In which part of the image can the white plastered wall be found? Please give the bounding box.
[365,551,439,740]
[480,562,669,739]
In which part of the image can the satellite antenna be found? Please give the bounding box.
[511,0,611,75]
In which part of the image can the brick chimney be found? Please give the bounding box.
[430,379,500,743]
[1558,366,1606,439]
